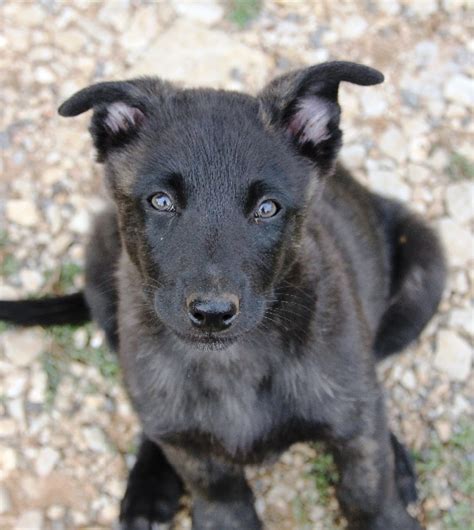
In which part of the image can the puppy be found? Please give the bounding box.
[0,62,445,529]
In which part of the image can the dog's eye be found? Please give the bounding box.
[255,199,279,219]
[149,192,175,212]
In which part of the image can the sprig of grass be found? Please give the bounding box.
[227,0,262,28]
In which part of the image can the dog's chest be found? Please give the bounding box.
[123,340,327,459]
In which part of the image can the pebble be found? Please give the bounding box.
[35,447,60,477]
[5,199,41,227]
[0,484,12,513]
[172,0,224,25]
[82,426,110,453]
[444,74,474,107]
[368,168,411,202]
[19,269,43,293]
[379,126,408,163]
[2,329,45,367]
[14,510,44,530]
[445,182,474,224]
[437,218,473,267]
[434,330,472,381]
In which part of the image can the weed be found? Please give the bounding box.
[447,152,474,181]
[227,0,262,28]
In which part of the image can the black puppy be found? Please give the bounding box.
[0,62,445,530]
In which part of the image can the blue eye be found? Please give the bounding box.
[255,199,279,219]
[150,192,175,212]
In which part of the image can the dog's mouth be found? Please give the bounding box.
[172,329,240,351]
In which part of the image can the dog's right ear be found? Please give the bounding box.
[58,80,151,161]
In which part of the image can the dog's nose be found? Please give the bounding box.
[187,294,239,332]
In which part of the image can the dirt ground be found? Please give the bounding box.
[0,1,472,529]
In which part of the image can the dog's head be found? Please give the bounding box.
[59,62,383,348]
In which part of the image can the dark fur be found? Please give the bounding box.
[1,62,446,530]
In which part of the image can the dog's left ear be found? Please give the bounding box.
[259,61,384,173]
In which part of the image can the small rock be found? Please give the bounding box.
[28,371,47,404]
[5,372,28,398]
[434,330,472,381]
[122,7,160,49]
[445,182,474,224]
[83,426,109,453]
[437,218,473,267]
[0,484,12,513]
[6,199,41,227]
[340,144,366,169]
[409,0,438,16]
[379,126,408,163]
[14,510,44,530]
[47,505,65,520]
[444,74,474,107]
[172,0,224,25]
[368,169,411,202]
[435,420,452,442]
[69,209,90,235]
[19,269,43,293]
[2,329,45,367]
[340,15,368,39]
[34,66,55,84]
[448,307,474,336]
[35,447,60,477]
[360,92,387,117]
[0,446,17,476]
[0,418,17,437]
[401,370,417,390]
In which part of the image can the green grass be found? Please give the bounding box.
[58,262,83,292]
[227,0,262,28]
[311,443,339,506]
[0,253,20,277]
[42,324,119,406]
[415,419,474,529]
[447,152,474,181]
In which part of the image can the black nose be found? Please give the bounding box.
[187,295,239,332]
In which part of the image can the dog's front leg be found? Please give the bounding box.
[161,443,262,530]
[329,395,422,530]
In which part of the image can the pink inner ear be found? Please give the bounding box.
[288,96,332,145]
[104,101,144,134]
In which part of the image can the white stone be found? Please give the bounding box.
[19,269,43,293]
[69,209,91,235]
[379,126,407,163]
[437,218,473,267]
[445,182,474,224]
[409,0,438,15]
[448,307,474,336]
[401,370,417,390]
[5,372,28,398]
[6,199,41,227]
[46,505,65,520]
[0,446,17,475]
[340,144,366,169]
[122,7,160,50]
[0,484,12,513]
[14,510,44,530]
[368,169,411,202]
[83,426,109,453]
[378,0,401,14]
[35,447,60,477]
[126,19,270,92]
[0,286,18,299]
[172,0,224,25]
[34,66,55,84]
[340,15,368,39]
[28,371,47,404]
[444,75,474,108]
[434,330,472,381]
[360,92,387,117]
[2,329,45,367]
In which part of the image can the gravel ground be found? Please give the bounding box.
[0,1,473,529]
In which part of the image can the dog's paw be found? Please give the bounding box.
[119,474,181,530]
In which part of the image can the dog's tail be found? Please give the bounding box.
[0,292,91,327]
[373,205,446,360]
